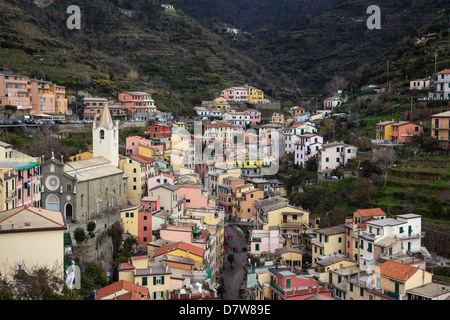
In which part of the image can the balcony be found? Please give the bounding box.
[5,190,16,200]
[395,232,425,240]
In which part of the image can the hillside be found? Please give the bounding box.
[176,0,449,100]
[0,0,280,116]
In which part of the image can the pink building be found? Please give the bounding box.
[391,121,423,142]
[220,87,248,102]
[249,229,283,255]
[126,135,154,155]
[159,221,210,252]
[245,109,261,125]
[118,91,156,113]
[177,185,213,212]
[147,173,175,193]
[269,269,332,300]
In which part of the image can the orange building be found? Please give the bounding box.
[391,121,423,142]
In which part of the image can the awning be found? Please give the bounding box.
[16,161,39,171]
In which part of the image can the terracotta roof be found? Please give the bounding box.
[96,280,149,300]
[375,260,419,282]
[118,262,134,271]
[437,69,450,74]
[154,241,204,258]
[355,208,386,217]
[132,154,155,163]
[0,205,66,232]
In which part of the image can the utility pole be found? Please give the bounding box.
[434,50,438,74]
[410,96,413,121]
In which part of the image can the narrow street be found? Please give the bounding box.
[222,225,248,300]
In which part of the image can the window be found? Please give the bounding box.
[100,130,105,140]
[368,243,373,253]
[360,288,364,297]
[142,277,148,286]
[399,227,404,233]
[286,278,291,289]
[326,157,329,162]
[350,283,353,292]
[255,244,260,251]
[154,276,164,285]
[338,237,342,243]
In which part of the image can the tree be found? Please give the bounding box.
[350,177,377,208]
[227,253,235,270]
[69,93,86,119]
[216,276,226,300]
[86,221,96,233]
[373,147,397,187]
[420,136,440,153]
[73,227,86,244]
[80,263,108,299]
[13,263,65,300]
[0,273,16,300]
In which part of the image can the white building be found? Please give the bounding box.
[429,69,450,100]
[294,134,323,167]
[358,214,425,270]
[222,111,250,127]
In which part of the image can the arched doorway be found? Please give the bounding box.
[46,194,59,211]
[65,203,73,220]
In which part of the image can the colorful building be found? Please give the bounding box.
[247,86,264,104]
[311,225,346,264]
[220,86,248,102]
[118,91,156,114]
[269,268,332,300]
[431,110,450,149]
[375,120,396,141]
[118,256,171,300]
[146,123,171,139]
[391,121,423,142]
[0,205,67,281]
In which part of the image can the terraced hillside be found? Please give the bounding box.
[374,155,449,220]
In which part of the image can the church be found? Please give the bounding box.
[40,104,128,223]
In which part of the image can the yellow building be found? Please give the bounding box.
[0,205,67,281]
[120,204,141,237]
[271,112,284,123]
[154,241,205,270]
[119,156,147,205]
[311,225,346,263]
[248,86,264,104]
[214,96,230,111]
[118,255,172,300]
[254,269,272,300]
[0,169,16,211]
[69,151,93,162]
[184,208,225,282]
[275,246,304,269]
[253,196,309,247]
[54,85,69,115]
[376,120,396,141]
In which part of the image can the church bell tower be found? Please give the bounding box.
[92,103,119,167]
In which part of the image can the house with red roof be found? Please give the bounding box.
[96,280,150,300]
[153,241,206,270]
[372,260,432,300]
[0,205,67,281]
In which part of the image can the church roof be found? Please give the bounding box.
[98,104,114,129]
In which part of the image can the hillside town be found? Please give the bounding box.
[0,63,449,303]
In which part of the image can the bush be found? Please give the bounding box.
[73,227,86,244]
[87,221,96,233]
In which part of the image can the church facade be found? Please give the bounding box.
[40,104,128,223]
